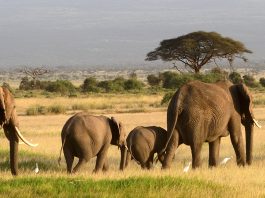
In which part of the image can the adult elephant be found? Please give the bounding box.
[58,113,127,173]
[120,126,167,170]
[162,80,261,169]
[0,87,38,175]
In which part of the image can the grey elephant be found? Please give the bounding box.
[120,126,167,170]
[58,112,126,173]
[0,86,38,175]
[162,80,261,169]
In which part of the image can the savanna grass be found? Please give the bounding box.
[0,176,237,198]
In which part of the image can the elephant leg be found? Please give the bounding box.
[229,133,245,166]
[141,163,147,169]
[208,138,220,167]
[72,158,87,173]
[63,148,74,173]
[94,144,110,173]
[125,151,131,168]
[103,160,109,172]
[162,131,179,169]
[228,120,246,166]
[146,154,154,170]
[191,142,203,169]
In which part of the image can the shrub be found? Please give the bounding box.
[159,71,186,89]
[45,80,76,95]
[124,78,145,90]
[47,105,67,114]
[147,74,161,86]
[19,77,47,90]
[229,72,242,84]
[161,92,174,106]
[26,105,47,115]
[111,77,126,92]
[243,75,259,88]
[259,77,265,87]
[81,77,100,92]
[26,104,66,115]
[158,71,224,90]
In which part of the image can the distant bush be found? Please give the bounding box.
[229,72,243,84]
[259,77,265,87]
[124,78,145,91]
[26,105,47,115]
[47,105,67,114]
[81,77,100,92]
[26,104,66,115]
[161,92,174,106]
[45,80,77,95]
[158,70,225,90]
[81,76,144,93]
[243,75,259,88]
[111,77,127,92]
[159,72,184,89]
[19,77,44,90]
[98,77,126,92]
[147,74,161,86]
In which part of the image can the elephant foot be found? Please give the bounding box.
[161,164,170,170]
[236,161,245,167]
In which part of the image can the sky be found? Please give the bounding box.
[0,0,265,69]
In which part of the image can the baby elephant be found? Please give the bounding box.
[120,126,167,170]
[58,112,126,173]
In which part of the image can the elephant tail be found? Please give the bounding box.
[159,90,182,155]
[58,135,67,166]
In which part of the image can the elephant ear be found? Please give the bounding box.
[110,117,120,145]
[2,87,15,124]
[111,117,126,146]
[236,83,254,121]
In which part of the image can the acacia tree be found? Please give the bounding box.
[21,66,50,81]
[145,31,252,73]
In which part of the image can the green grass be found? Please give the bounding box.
[0,176,236,198]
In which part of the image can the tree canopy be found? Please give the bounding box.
[145,31,252,73]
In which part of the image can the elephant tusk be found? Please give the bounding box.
[15,126,39,147]
[253,119,262,129]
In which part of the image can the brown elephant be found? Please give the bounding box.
[120,126,167,170]
[58,112,126,173]
[0,86,38,175]
[162,80,261,169]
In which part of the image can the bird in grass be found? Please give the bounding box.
[34,163,39,174]
[183,162,192,173]
[220,156,233,165]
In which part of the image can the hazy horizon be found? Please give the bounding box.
[1,0,265,69]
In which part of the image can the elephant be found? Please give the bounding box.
[58,112,126,173]
[161,80,261,170]
[0,86,38,175]
[120,126,167,170]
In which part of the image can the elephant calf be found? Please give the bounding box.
[120,126,167,170]
[58,113,126,173]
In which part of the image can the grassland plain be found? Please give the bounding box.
[0,94,264,197]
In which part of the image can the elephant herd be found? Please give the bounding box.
[0,80,262,175]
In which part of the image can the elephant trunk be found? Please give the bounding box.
[9,126,19,175]
[245,123,254,165]
[119,145,127,170]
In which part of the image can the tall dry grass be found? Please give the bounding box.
[15,94,164,115]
